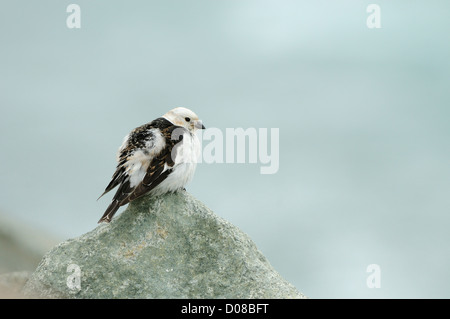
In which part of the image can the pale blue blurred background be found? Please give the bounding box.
[1,0,449,298]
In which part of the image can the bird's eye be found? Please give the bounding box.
[185,117,191,122]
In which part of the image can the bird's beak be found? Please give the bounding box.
[195,120,205,130]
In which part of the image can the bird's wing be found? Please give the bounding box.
[121,125,184,204]
[98,123,183,223]
[97,144,133,201]
[121,149,173,205]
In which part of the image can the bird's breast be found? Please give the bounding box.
[151,132,200,195]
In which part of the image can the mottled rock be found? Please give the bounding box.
[23,191,305,299]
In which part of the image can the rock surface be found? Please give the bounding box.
[23,191,305,299]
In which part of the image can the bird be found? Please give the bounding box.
[98,107,205,223]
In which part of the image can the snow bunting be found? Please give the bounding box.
[98,107,205,223]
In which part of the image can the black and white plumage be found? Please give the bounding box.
[98,107,205,223]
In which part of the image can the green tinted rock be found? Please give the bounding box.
[23,191,305,299]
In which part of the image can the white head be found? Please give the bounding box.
[162,107,205,133]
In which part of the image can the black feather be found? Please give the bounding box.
[98,117,185,223]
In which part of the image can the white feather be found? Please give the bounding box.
[123,129,166,188]
[150,130,200,195]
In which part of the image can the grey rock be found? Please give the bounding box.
[23,191,306,299]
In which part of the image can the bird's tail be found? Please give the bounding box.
[98,200,121,223]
